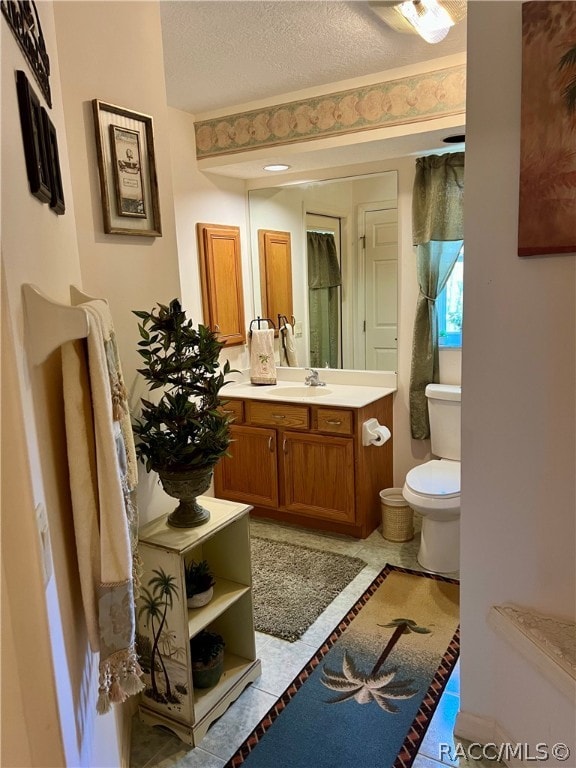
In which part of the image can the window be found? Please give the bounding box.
[438,249,463,348]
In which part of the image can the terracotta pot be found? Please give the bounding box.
[158,465,214,528]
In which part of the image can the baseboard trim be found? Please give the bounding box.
[454,710,498,745]
[488,605,576,703]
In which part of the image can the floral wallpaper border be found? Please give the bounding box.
[194,64,466,159]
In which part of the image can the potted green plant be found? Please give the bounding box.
[190,630,225,689]
[185,559,216,608]
[133,299,234,528]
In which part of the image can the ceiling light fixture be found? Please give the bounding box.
[263,164,291,172]
[369,0,466,45]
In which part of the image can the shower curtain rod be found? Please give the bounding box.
[306,211,341,219]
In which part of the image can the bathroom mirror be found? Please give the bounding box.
[248,171,398,371]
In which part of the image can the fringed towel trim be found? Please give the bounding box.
[97,647,145,714]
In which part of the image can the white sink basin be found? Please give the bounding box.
[269,386,333,398]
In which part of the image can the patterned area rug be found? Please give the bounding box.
[227,564,459,768]
[250,536,367,642]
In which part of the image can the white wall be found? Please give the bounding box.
[459,0,575,751]
[54,0,183,383]
[166,106,254,381]
[1,279,67,768]
[1,1,105,763]
[2,1,188,764]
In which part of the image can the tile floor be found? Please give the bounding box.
[130,517,499,768]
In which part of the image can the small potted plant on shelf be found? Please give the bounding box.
[190,630,225,689]
[133,299,234,528]
[185,559,216,608]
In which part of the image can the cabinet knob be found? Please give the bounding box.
[282,438,288,454]
[326,419,342,425]
[268,436,274,452]
[273,414,286,420]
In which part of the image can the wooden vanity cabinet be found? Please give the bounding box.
[281,431,355,524]
[214,394,393,538]
[217,425,279,509]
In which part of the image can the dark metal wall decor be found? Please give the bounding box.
[16,69,51,203]
[2,0,51,107]
[41,108,65,214]
[16,70,64,213]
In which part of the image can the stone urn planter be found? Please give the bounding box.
[158,465,214,528]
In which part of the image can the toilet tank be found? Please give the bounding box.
[425,384,461,460]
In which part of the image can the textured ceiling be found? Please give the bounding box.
[160,1,467,179]
[160,1,468,116]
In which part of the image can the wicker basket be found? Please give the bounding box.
[380,488,414,542]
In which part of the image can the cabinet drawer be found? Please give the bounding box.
[247,400,309,429]
[316,408,353,435]
[220,399,244,423]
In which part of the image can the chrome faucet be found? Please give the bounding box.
[304,368,326,387]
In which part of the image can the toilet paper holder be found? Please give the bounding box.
[362,418,391,447]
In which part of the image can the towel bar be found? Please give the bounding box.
[277,313,296,328]
[22,283,106,365]
[249,316,276,336]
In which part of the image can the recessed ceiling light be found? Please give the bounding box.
[263,164,291,172]
[443,134,465,144]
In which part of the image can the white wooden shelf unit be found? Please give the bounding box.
[137,497,261,746]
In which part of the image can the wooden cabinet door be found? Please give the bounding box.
[197,223,246,346]
[215,425,278,508]
[281,431,355,524]
[258,229,293,330]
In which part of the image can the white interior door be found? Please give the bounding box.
[364,208,398,371]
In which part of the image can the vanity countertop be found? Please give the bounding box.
[221,379,396,408]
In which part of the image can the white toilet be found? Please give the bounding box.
[402,384,461,574]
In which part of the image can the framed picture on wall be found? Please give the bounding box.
[16,70,51,204]
[92,100,162,237]
[41,108,65,215]
[109,125,146,218]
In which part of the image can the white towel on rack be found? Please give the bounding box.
[250,328,277,384]
[280,322,299,367]
[61,300,144,714]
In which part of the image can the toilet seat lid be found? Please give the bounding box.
[405,460,460,498]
